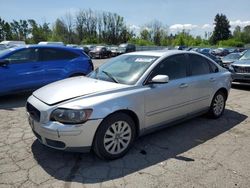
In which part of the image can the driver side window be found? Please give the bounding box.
[149,54,188,81]
[5,48,39,64]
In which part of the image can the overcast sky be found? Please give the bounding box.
[1,0,250,36]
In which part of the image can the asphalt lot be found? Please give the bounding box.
[0,58,250,187]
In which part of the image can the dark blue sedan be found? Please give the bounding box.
[0,45,93,96]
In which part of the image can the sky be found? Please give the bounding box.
[1,0,250,37]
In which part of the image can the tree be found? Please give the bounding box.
[51,18,68,43]
[233,26,241,40]
[210,14,231,45]
[241,25,250,44]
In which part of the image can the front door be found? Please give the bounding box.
[0,48,41,94]
[144,54,193,128]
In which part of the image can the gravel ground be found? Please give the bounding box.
[0,59,250,188]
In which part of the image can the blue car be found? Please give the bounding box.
[0,45,93,96]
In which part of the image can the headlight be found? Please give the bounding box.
[228,65,235,72]
[50,108,93,124]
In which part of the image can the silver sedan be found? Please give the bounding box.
[26,50,231,160]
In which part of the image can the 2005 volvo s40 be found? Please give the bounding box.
[27,50,231,160]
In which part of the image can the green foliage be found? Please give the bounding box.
[128,37,154,46]
[218,39,244,47]
[0,12,250,47]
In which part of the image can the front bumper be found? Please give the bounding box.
[27,95,103,152]
[231,73,250,85]
[28,115,102,152]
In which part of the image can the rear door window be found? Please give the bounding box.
[40,48,78,61]
[189,54,211,76]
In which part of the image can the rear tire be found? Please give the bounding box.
[93,113,136,160]
[208,91,226,118]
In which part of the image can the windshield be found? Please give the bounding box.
[0,48,13,56]
[223,53,241,60]
[240,50,250,60]
[87,55,158,85]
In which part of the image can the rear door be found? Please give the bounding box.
[39,48,78,84]
[0,48,42,94]
[187,54,216,112]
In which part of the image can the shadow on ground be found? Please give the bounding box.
[0,92,32,110]
[31,109,247,184]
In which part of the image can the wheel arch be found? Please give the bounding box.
[215,87,228,100]
[91,109,140,149]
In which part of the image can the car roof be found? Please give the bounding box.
[6,44,81,51]
[127,50,197,57]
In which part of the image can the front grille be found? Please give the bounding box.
[26,102,41,122]
[232,66,250,73]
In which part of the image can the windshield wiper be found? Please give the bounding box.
[102,70,119,83]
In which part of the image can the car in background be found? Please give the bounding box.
[89,46,111,59]
[0,45,93,96]
[117,43,136,55]
[26,50,231,160]
[200,52,223,66]
[0,40,26,47]
[221,53,242,69]
[38,41,64,46]
[229,50,250,85]
[0,44,8,51]
[200,48,211,53]
[211,48,229,57]
[109,46,119,57]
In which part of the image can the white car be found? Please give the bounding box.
[26,50,231,160]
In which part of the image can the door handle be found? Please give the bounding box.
[179,83,188,88]
[210,78,216,82]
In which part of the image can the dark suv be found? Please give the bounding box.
[89,46,111,59]
[117,43,136,55]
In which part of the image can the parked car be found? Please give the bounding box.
[200,48,211,53]
[211,48,229,57]
[26,50,231,160]
[0,45,93,96]
[109,46,119,57]
[221,53,242,69]
[0,44,8,51]
[38,41,64,46]
[200,52,223,66]
[117,43,136,55]
[229,50,250,85]
[0,40,26,47]
[89,46,112,59]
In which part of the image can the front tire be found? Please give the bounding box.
[93,113,136,160]
[208,91,226,118]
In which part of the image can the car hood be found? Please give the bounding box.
[232,59,250,66]
[33,77,128,105]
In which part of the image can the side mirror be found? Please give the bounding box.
[0,59,9,67]
[149,75,169,84]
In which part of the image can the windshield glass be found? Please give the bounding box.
[0,48,13,56]
[87,55,158,85]
[223,53,241,60]
[240,50,250,60]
